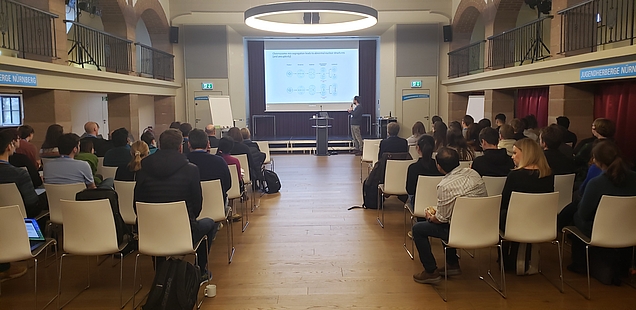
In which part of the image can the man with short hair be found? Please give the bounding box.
[205,124,219,148]
[103,128,130,167]
[348,96,364,155]
[187,129,231,203]
[42,133,97,189]
[498,124,516,156]
[540,124,576,175]
[494,114,506,129]
[179,122,193,155]
[471,127,514,176]
[556,116,577,148]
[461,115,474,139]
[8,128,42,188]
[378,122,408,159]
[412,147,487,284]
[80,121,112,156]
[134,129,218,276]
[15,125,39,169]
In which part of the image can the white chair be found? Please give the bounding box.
[562,195,636,299]
[58,199,132,309]
[43,183,86,226]
[360,139,380,182]
[458,161,472,169]
[482,176,507,197]
[256,141,274,170]
[100,166,118,180]
[234,154,256,212]
[0,183,28,217]
[501,192,563,292]
[228,164,248,232]
[133,201,208,309]
[377,159,412,228]
[554,173,575,212]
[209,147,218,155]
[403,175,443,259]
[435,195,505,301]
[199,180,234,263]
[408,145,419,162]
[474,151,484,157]
[0,205,58,309]
[113,181,137,225]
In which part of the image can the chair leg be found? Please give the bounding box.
[36,242,60,310]
[585,245,591,300]
[480,244,506,299]
[556,240,564,293]
[227,218,235,264]
[58,255,91,309]
[376,189,384,228]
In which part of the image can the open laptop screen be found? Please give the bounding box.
[25,218,45,241]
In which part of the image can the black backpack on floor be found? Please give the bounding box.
[262,169,281,194]
[143,259,201,310]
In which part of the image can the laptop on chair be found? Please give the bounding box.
[25,218,45,251]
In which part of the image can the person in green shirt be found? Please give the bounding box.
[75,139,102,184]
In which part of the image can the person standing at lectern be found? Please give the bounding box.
[348,96,364,155]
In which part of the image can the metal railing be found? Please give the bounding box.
[488,16,553,69]
[559,0,636,54]
[135,43,174,81]
[65,20,132,74]
[448,40,486,78]
[0,0,57,59]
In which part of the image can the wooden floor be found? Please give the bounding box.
[3,154,636,309]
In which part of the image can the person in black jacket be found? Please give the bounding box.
[378,122,408,159]
[134,129,218,275]
[406,135,443,205]
[187,129,231,204]
[348,96,364,155]
[227,127,263,184]
[471,127,514,177]
[179,122,193,155]
[205,124,220,148]
[540,124,576,175]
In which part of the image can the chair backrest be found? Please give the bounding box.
[458,161,472,169]
[589,195,636,247]
[41,158,54,166]
[448,195,502,249]
[474,151,484,157]
[504,192,560,243]
[44,183,86,224]
[60,199,119,255]
[413,175,444,217]
[227,164,242,200]
[408,145,419,162]
[0,183,27,218]
[113,180,137,225]
[554,173,575,212]
[234,154,251,183]
[361,139,380,163]
[199,180,226,222]
[101,166,118,180]
[210,148,218,155]
[482,176,507,197]
[136,201,194,256]
[97,157,104,176]
[0,205,33,262]
[382,160,412,195]
[256,141,271,164]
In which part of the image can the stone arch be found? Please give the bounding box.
[135,0,171,54]
[451,0,487,49]
[99,0,137,40]
[492,0,526,35]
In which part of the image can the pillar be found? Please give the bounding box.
[108,93,140,140]
[548,85,594,140]
[22,89,72,149]
[484,89,515,123]
[154,96,176,136]
[448,93,469,123]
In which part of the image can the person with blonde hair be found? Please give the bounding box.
[115,140,149,181]
[499,138,554,230]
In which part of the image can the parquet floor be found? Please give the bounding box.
[2,154,636,309]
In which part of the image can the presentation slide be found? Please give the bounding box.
[264,41,359,112]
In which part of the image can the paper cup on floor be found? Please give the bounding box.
[204,284,216,298]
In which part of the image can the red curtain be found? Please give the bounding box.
[516,87,549,128]
[594,81,636,161]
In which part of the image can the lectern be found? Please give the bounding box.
[310,116,332,156]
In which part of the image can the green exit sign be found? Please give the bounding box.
[201,82,214,90]
[411,80,422,88]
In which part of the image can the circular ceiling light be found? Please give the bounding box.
[245,2,378,34]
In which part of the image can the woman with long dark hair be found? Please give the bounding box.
[432,121,447,152]
[40,124,63,158]
[406,135,443,201]
[446,128,475,161]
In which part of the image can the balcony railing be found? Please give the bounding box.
[488,16,553,69]
[559,0,636,54]
[65,20,132,74]
[0,0,57,59]
[448,40,486,78]
[135,43,174,81]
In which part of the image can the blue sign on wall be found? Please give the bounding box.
[402,94,430,101]
[0,71,37,86]
[580,62,636,81]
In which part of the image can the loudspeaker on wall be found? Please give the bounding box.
[169,26,179,44]
[443,25,452,42]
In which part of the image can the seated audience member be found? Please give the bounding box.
[574,118,614,168]
[556,116,577,148]
[406,135,443,205]
[567,141,636,280]
[428,116,442,135]
[465,123,482,152]
[40,124,64,158]
[412,148,487,284]
[432,121,448,152]
[134,129,218,276]
[446,128,475,161]
[478,118,492,130]
[509,118,526,141]
[407,121,426,145]
[461,115,474,139]
[187,129,231,203]
[179,122,193,155]
[500,138,554,230]
[540,124,576,175]
[523,115,540,141]
[227,127,262,183]
[140,130,157,155]
[205,124,220,148]
[448,121,462,133]
[241,127,266,180]
[471,127,514,176]
[6,129,42,188]
[378,122,408,159]
[495,113,506,129]
[169,121,181,129]
[217,137,242,188]
[241,127,261,151]
[43,133,104,189]
[80,121,112,157]
[103,128,131,167]
[498,124,516,156]
[115,141,149,181]
[16,125,39,169]
[74,139,102,184]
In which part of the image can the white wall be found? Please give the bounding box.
[69,92,108,136]
[227,26,247,128]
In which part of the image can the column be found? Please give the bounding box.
[448,93,469,123]
[108,94,140,140]
[154,96,176,136]
[484,89,515,123]
[548,85,594,140]
[22,89,72,149]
